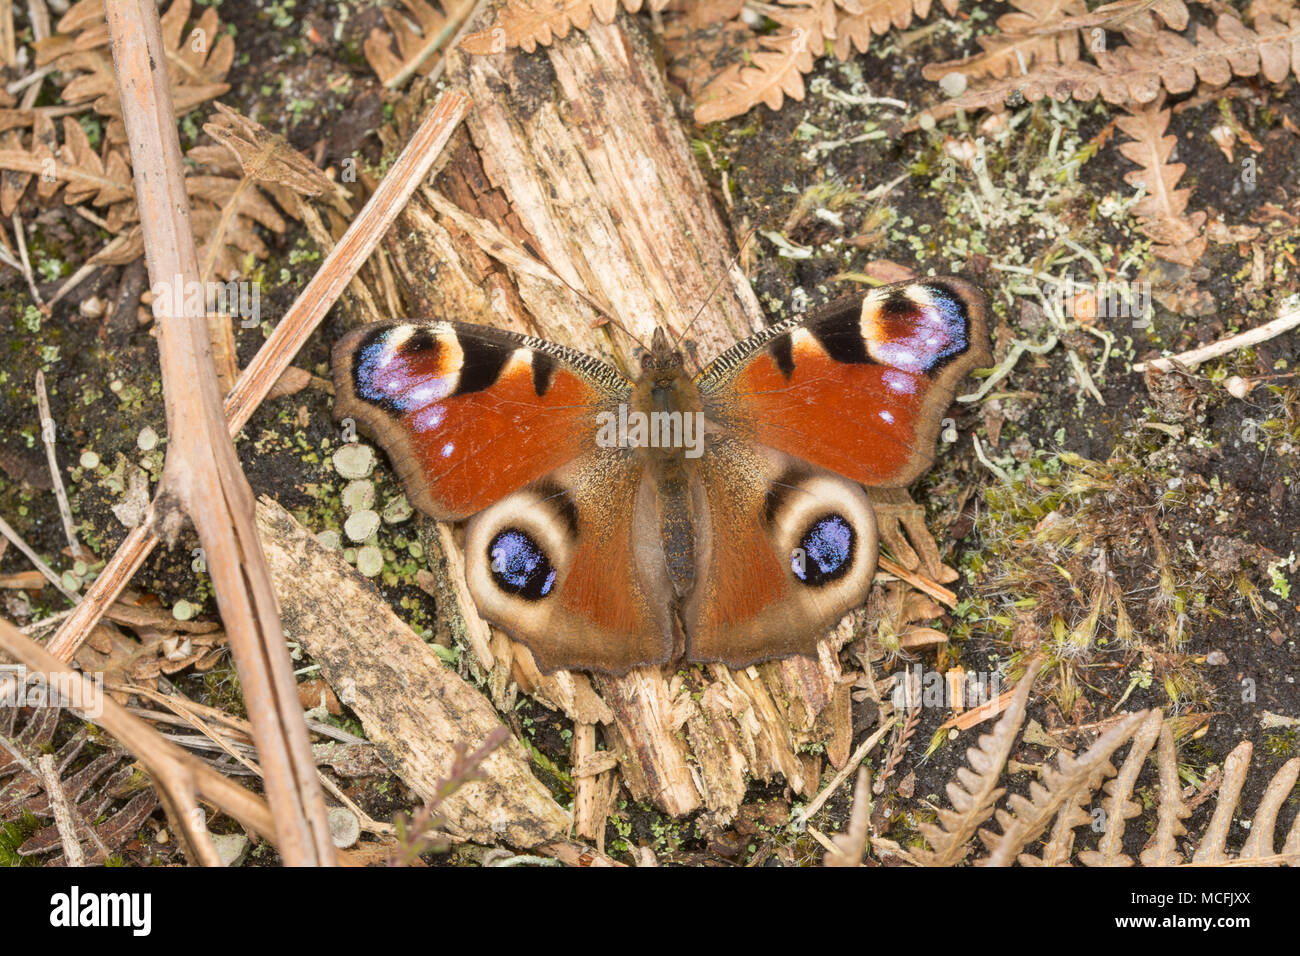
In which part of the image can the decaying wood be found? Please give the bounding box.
[377,9,891,821]
[104,0,332,865]
[254,496,571,850]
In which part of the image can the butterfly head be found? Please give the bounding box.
[639,327,687,388]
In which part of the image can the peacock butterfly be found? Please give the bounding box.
[330,277,991,675]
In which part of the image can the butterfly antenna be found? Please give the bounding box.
[671,224,760,351]
[523,240,652,355]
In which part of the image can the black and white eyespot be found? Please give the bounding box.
[488,528,557,600]
[766,468,877,598]
[465,482,578,615]
[790,514,856,587]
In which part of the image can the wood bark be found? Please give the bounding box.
[376,13,862,821]
[255,498,571,849]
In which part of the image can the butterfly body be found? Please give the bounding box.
[331,278,991,675]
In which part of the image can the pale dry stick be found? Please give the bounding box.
[105,0,332,866]
[18,0,49,111]
[0,0,13,75]
[11,212,43,306]
[0,512,79,602]
[385,0,477,89]
[793,720,893,828]
[877,555,956,609]
[37,753,85,866]
[35,370,85,559]
[1132,304,1300,372]
[0,617,275,865]
[43,89,472,665]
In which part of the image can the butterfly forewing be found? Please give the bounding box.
[697,277,991,488]
[332,320,630,520]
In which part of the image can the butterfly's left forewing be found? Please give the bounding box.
[332,320,630,520]
[698,277,991,488]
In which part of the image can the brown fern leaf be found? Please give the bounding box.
[834,0,959,60]
[922,0,1087,84]
[183,105,342,282]
[0,116,133,219]
[1077,708,1162,866]
[460,0,669,55]
[1238,756,1300,863]
[693,2,826,124]
[364,0,475,88]
[1191,740,1253,863]
[1,711,158,863]
[1138,720,1190,866]
[918,10,1300,124]
[977,710,1149,867]
[1115,94,1207,267]
[1091,12,1300,101]
[913,658,1043,866]
[1027,0,1191,41]
[35,0,234,144]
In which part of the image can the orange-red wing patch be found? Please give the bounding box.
[700,278,991,488]
[332,321,628,521]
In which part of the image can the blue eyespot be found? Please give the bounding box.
[791,515,855,587]
[488,529,556,601]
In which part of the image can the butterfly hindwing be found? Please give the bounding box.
[697,277,991,488]
[682,439,878,668]
[463,455,676,673]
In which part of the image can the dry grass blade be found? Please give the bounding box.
[105,0,333,866]
[914,658,1042,866]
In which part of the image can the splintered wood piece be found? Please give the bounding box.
[254,496,571,848]
[403,10,854,819]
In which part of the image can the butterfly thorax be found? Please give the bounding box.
[627,327,708,598]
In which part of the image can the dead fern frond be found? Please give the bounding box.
[1115,93,1207,266]
[833,0,960,59]
[1,708,158,863]
[693,1,827,124]
[1138,720,1190,866]
[914,658,1043,866]
[185,105,344,283]
[460,0,670,55]
[364,0,477,88]
[922,0,1087,84]
[1077,708,1162,866]
[978,710,1149,866]
[0,115,133,220]
[35,0,234,145]
[916,10,1300,125]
